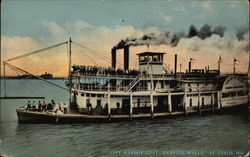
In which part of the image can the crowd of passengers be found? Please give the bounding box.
[72,65,141,76]
[25,100,67,114]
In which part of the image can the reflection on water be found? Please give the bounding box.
[0,80,249,157]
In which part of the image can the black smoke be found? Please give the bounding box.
[113,24,226,49]
[188,24,225,39]
[235,26,249,41]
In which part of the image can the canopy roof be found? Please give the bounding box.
[137,52,166,56]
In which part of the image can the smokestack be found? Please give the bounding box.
[111,48,116,69]
[188,61,191,73]
[174,54,177,76]
[124,45,129,71]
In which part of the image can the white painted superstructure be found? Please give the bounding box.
[70,51,248,116]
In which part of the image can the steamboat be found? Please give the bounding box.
[13,38,249,123]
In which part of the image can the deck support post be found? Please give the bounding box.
[211,91,214,113]
[150,93,154,118]
[218,91,222,113]
[108,92,111,119]
[168,92,172,113]
[184,92,187,116]
[130,93,133,119]
[198,91,201,115]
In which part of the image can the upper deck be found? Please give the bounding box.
[71,49,247,93]
[71,64,231,93]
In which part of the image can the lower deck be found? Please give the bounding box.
[73,88,248,116]
[17,103,248,123]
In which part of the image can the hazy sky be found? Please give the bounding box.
[1,0,249,76]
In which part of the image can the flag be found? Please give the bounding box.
[234,58,239,64]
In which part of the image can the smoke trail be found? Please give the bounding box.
[113,24,226,49]
[188,24,225,39]
[235,26,249,41]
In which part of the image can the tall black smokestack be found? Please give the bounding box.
[111,48,116,69]
[188,61,191,73]
[174,54,177,76]
[124,45,129,71]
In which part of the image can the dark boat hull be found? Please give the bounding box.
[16,103,249,124]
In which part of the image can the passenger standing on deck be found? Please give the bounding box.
[41,101,46,112]
[47,103,52,111]
[38,101,42,112]
[51,99,56,109]
[32,101,36,110]
[59,102,62,112]
[26,100,31,111]
[63,103,67,114]
[55,102,63,113]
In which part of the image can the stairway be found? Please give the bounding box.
[163,63,170,73]
[125,73,143,92]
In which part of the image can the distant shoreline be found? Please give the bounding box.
[0,76,68,80]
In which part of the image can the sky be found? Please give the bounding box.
[1,0,249,76]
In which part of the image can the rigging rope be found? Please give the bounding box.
[209,62,218,69]
[4,62,69,92]
[5,62,49,97]
[74,46,98,66]
[72,41,111,63]
[6,41,68,62]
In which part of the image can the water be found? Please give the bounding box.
[0,80,249,157]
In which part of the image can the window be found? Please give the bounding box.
[86,99,91,107]
[161,82,164,88]
[137,99,140,107]
[202,97,204,106]
[222,92,237,98]
[81,93,85,97]
[190,98,192,107]
[91,94,96,97]
[86,93,90,97]
[97,94,104,97]
[238,90,247,96]
[97,100,101,107]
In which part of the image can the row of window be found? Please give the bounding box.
[80,93,105,97]
[187,93,212,97]
[85,99,102,107]
[221,91,247,98]
[187,82,216,87]
[225,85,244,89]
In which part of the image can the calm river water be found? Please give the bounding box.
[0,80,249,157]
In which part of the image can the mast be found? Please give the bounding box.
[3,62,6,96]
[179,63,182,73]
[248,49,250,77]
[218,55,221,73]
[233,58,237,74]
[68,37,72,107]
[233,59,235,74]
